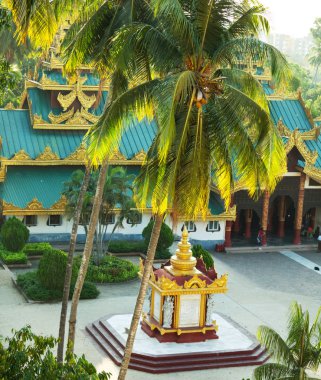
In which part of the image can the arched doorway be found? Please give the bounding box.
[232,208,260,245]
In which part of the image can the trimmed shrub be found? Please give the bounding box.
[17,271,99,301]
[192,244,214,269]
[1,217,29,252]
[84,256,139,283]
[38,249,70,291]
[23,242,52,256]
[107,240,145,253]
[17,271,61,301]
[142,221,174,260]
[0,249,27,264]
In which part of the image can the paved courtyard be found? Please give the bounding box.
[1,250,321,380]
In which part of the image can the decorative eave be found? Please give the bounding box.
[141,267,228,296]
[174,205,236,222]
[303,164,321,184]
[0,146,146,182]
[26,79,109,92]
[284,129,318,165]
[2,196,67,216]
[277,119,320,141]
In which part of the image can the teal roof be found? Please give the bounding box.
[209,192,224,215]
[0,110,157,160]
[269,99,312,132]
[27,87,108,123]
[37,70,101,87]
[1,166,77,208]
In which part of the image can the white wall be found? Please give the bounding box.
[9,213,226,244]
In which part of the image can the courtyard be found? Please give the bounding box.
[1,248,320,380]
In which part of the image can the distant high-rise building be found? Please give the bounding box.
[268,33,313,66]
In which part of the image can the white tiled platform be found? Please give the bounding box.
[106,313,254,355]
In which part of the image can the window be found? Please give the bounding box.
[206,221,220,232]
[184,221,196,232]
[47,215,62,226]
[105,213,115,225]
[127,213,142,225]
[24,215,37,227]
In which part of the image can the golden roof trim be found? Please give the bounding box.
[35,146,60,161]
[2,196,66,215]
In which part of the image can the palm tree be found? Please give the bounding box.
[57,164,91,362]
[81,2,290,378]
[254,302,321,380]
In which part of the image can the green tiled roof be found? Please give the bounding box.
[37,70,101,86]
[209,192,224,215]
[0,110,157,160]
[1,166,77,208]
[27,87,108,123]
[269,99,312,132]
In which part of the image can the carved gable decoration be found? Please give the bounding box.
[184,275,206,289]
[36,146,60,161]
[11,150,32,161]
[66,144,87,162]
[285,130,318,165]
[51,196,67,210]
[26,198,44,210]
[132,150,146,162]
[110,149,127,161]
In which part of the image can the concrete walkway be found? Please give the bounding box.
[1,251,321,379]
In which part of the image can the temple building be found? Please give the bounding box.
[1,44,321,247]
[225,63,321,246]
[0,47,233,246]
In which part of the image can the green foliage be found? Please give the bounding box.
[84,256,139,283]
[23,242,53,256]
[17,271,99,301]
[107,240,145,253]
[192,245,214,269]
[17,271,62,301]
[38,249,69,291]
[142,221,174,260]
[254,302,321,380]
[0,248,27,264]
[1,217,29,252]
[0,325,110,379]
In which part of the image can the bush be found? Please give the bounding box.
[0,326,110,379]
[142,221,174,260]
[1,217,29,252]
[192,244,214,269]
[107,240,145,253]
[0,248,27,264]
[17,271,99,301]
[23,242,52,256]
[38,249,71,291]
[84,256,139,283]
[17,271,62,301]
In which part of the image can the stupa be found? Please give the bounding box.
[141,226,228,343]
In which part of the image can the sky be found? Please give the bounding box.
[260,0,321,38]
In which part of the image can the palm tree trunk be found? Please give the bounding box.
[117,213,163,380]
[67,160,109,353]
[57,164,91,363]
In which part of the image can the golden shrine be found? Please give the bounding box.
[141,227,228,343]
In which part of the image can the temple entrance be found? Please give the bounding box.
[269,196,295,239]
[232,209,261,245]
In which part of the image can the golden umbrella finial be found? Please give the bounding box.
[166,225,200,276]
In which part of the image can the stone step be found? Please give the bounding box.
[86,321,269,374]
[226,244,317,254]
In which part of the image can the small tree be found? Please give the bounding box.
[38,249,71,291]
[192,245,214,269]
[64,167,139,264]
[1,217,29,252]
[142,220,174,259]
[254,302,321,380]
[0,326,110,379]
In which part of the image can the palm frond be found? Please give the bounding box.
[258,325,296,366]
[253,362,291,380]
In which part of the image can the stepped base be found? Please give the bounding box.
[86,313,268,374]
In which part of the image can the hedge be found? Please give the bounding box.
[107,240,145,253]
[0,248,28,265]
[84,255,139,283]
[23,242,52,256]
[142,221,174,260]
[17,271,99,302]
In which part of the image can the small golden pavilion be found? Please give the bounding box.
[141,227,228,343]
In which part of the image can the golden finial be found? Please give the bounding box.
[165,225,200,276]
